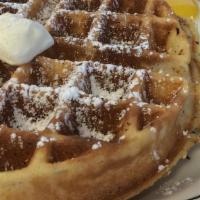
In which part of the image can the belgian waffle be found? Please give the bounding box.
[0,0,198,200]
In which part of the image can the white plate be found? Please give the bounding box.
[132,144,200,200]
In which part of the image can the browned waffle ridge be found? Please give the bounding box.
[0,0,198,200]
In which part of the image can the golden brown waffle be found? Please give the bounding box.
[0,0,198,200]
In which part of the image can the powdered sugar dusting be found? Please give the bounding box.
[35,0,60,25]
[37,136,55,148]
[0,59,149,143]
[79,124,115,142]
[90,76,124,102]
[11,108,55,132]
[92,141,102,150]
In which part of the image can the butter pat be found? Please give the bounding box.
[0,13,54,65]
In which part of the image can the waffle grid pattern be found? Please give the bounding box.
[0,2,196,200]
[45,0,183,68]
